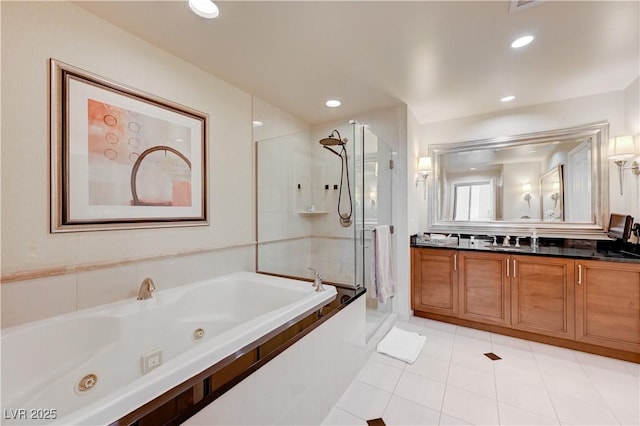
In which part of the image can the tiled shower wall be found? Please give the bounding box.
[257,126,357,286]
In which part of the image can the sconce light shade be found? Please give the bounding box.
[416,156,432,200]
[608,135,639,196]
[417,156,432,173]
[522,183,532,208]
[608,135,635,160]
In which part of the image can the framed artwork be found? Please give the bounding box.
[50,59,208,232]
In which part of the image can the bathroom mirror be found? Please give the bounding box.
[427,122,609,237]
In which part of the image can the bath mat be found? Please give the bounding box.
[376,326,426,364]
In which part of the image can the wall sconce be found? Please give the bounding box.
[416,156,432,199]
[369,191,377,205]
[609,135,639,196]
[550,182,560,208]
[522,183,532,208]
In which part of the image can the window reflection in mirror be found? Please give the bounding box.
[453,182,493,221]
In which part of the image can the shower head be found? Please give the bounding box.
[319,129,346,146]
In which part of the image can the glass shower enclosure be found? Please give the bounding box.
[256,121,393,340]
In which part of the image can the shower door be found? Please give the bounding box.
[353,124,394,340]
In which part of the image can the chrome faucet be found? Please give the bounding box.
[307,268,325,292]
[137,277,156,300]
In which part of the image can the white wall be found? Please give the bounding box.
[420,91,627,146]
[1,1,255,326]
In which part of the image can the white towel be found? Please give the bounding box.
[376,326,426,364]
[370,225,395,303]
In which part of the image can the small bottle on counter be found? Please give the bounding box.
[470,236,476,247]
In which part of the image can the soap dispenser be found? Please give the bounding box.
[531,229,538,250]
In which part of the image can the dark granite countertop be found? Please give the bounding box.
[411,236,640,264]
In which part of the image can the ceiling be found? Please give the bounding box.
[77,1,639,126]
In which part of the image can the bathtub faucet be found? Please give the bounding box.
[137,277,156,300]
[307,268,325,292]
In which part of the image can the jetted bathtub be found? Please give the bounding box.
[1,272,336,425]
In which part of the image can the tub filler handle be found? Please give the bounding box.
[307,268,325,292]
[137,277,156,300]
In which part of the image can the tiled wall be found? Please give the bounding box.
[183,295,367,426]
[1,246,254,328]
[1,1,257,328]
[257,125,358,286]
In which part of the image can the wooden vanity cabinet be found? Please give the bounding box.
[575,259,640,353]
[511,256,575,339]
[412,247,640,360]
[458,251,511,327]
[411,248,458,317]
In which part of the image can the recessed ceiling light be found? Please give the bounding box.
[252,121,264,128]
[511,35,534,48]
[188,0,219,19]
[500,95,516,102]
[470,167,477,171]
[325,100,341,108]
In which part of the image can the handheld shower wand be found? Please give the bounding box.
[319,130,353,227]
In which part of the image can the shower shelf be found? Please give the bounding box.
[297,211,329,215]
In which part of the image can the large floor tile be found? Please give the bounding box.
[453,334,493,353]
[496,376,557,419]
[321,407,367,426]
[355,358,403,393]
[335,380,391,421]
[456,326,491,342]
[549,393,620,426]
[421,335,455,362]
[490,333,532,351]
[438,413,471,425]
[542,372,607,406]
[383,395,441,426]
[494,360,546,389]
[498,402,560,425]
[370,351,408,370]
[394,370,446,411]
[404,352,451,383]
[447,363,496,399]
[450,348,496,373]
[441,385,499,426]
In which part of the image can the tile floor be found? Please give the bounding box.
[322,317,640,426]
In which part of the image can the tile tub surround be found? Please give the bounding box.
[184,295,367,426]
[324,317,639,426]
[1,272,336,425]
[1,245,254,328]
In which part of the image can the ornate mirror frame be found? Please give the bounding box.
[427,122,609,237]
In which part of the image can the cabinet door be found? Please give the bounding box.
[411,248,458,317]
[575,260,640,353]
[458,251,510,326]
[511,256,575,339]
